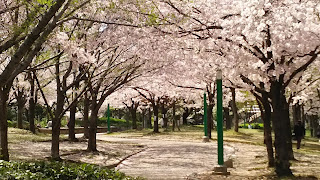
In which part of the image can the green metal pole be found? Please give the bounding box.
[107,104,111,132]
[217,72,224,165]
[204,92,208,137]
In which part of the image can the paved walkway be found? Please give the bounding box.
[96,135,235,180]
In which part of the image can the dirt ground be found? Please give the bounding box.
[8,134,320,180]
[9,139,144,168]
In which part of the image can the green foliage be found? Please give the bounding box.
[61,117,68,127]
[75,117,131,128]
[36,118,49,128]
[36,0,54,6]
[7,120,16,128]
[0,160,140,179]
[8,128,52,143]
[239,123,264,129]
[99,117,130,127]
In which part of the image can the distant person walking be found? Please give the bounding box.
[293,121,305,149]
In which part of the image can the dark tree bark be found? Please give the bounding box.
[47,59,86,160]
[86,58,139,151]
[0,83,12,161]
[161,102,168,129]
[124,99,139,130]
[308,115,318,137]
[270,80,293,176]
[68,98,77,141]
[88,95,98,152]
[253,85,275,167]
[0,0,67,87]
[68,75,79,141]
[224,107,231,130]
[301,105,306,127]
[182,107,192,125]
[230,88,239,132]
[28,72,36,133]
[172,100,180,131]
[147,107,152,129]
[292,103,302,124]
[206,84,215,139]
[207,104,214,138]
[152,98,160,133]
[141,108,147,128]
[83,91,89,139]
[134,88,160,133]
[14,87,27,129]
[17,95,24,129]
[51,60,65,160]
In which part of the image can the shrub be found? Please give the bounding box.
[99,117,131,127]
[239,123,264,129]
[0,160,141,180]
[252,123,264,129]
[7,120,14,128]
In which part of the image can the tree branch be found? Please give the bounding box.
[284,46,320,87]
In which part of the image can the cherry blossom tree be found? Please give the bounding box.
[119,0,320,176]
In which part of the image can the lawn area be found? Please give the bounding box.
[8,128,52,143]
[5,126,320,179]
[6,128,143,179]
[109,125,320,155]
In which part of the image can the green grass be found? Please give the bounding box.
[8,128,52,143]
[8,128,68,143]
[75,117,138,128]
[108,125,320,154]
[0,160,142,180]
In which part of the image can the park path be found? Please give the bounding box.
[96,135,235,180]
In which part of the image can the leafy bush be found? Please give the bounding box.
[98,117,131,127]
[239,123,263,129]
[75,117,130,127]
[0,160,141,180]
[7,120,14,128]
[252,123,264,129]
[239,123,248,129]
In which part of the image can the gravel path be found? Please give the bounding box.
[96,135,320,180]
[96,135,235,180]
[9,133,320,180]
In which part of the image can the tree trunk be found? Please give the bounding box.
[141,110,145,128]
[182,107,189,125]
[301,105,306,129]
[0,87,10,161]
[88,106,98,152]
[270,81,293,176]
[256,92,274,167]
[172,101,180,131]
[309,115,318,137]
[17,90,26,129]
[51,116,61,160]
[68,100,77,141]
[153,105,159,133]
[207,104,213,139]
[292,103,301,124]
[29,76,36,133]
[83,92,89,139]
[131,108,137,129]
[224,107,232,130]
[161,103,168,129]
[51,91,63,160]
[147,107,152,129]
[230,88,239,132]
[17,102,23,129]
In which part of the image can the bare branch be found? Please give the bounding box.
[284,46,320,87]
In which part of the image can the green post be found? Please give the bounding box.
[204,92,208,137]
[107,104,110,133]
[216,69,224,166]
